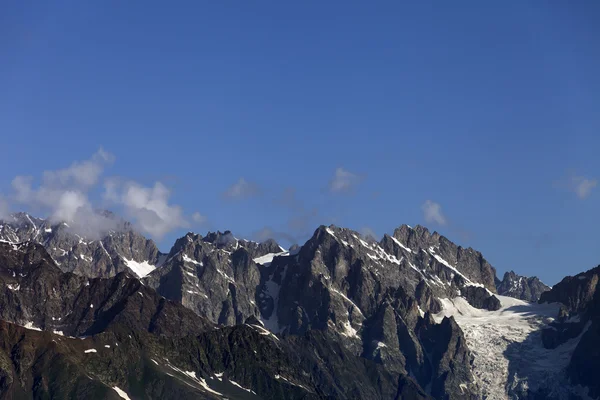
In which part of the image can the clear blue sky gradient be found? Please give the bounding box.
[1,2,599,284]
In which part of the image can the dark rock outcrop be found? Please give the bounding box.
[388,225,497,293]
[0,241,212,338]
[143,232,273,326]
[496,270,550,302]
[536,266,600,399]
[462,286,501,311]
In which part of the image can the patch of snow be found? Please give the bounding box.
[123,258,156,278]
[182,254,202,265]
[330,288,364,316]
[390,236,413,253]
[99,241,111,257]
[431,253,473,284]
[104,345,110,348]
[7,283,19,291]
[216,268,235,283]
[249,323,281,341]
[196,376,223,396]
[84,349,97,353]
[167,364,224,397]
[259,266,288,333]
[358,238,371,249]
[229,380,256,394]
[44,228,52,233]
[185,290,207,298]
[151,359,159,365]
[90,304,94,308]
[53,330,64,336]
[375,341,387,349]
[23,322,42,331]
[275,374,311,391]
[112,386,132,400]
[339,319,359,338]
[253,251,287,266]
[434,295,588,399]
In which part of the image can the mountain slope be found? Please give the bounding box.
[539,266,600,400]
[0,239,434,399]
[2,211,598,399]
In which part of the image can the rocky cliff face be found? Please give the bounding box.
[386,225,497,293]
[0,212,164,278]
[0,240,433,399]
[496,270,550,302]
[141,224,514,398]
[0,241,210,338]
[537,266,600,400]
[3,210,595,399]
[143,231,279,326]
[249,225,488,398]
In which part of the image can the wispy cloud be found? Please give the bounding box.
[2,148,199,241]
[10,148,113,222]
[421,200,447,226]
[103,180,189,240]
[360,226,378,240]
[222,178,260,200]
[570,176,597,199]
[192,212,207,225]
[328,167,363,194]
[554,173,597,200]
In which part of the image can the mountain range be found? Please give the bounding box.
[0,211,596,400]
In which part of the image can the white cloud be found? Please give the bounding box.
[360,226,377,240]
[104,181,189,239]
[328,167,362,193]
[53,191,89,222]
[570,176,597,199]
[192,212,206,225]
[10,149,112,222]
[222,178,260,200]
[42,147,113,188]
[4,148,198,240]
[421,200,447,226]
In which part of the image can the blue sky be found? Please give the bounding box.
[1,2,599,284]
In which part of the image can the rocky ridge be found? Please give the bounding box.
[0,241,430,399]
[0,212,163,278]
[2,211,592,399]
[496,270,550,302]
